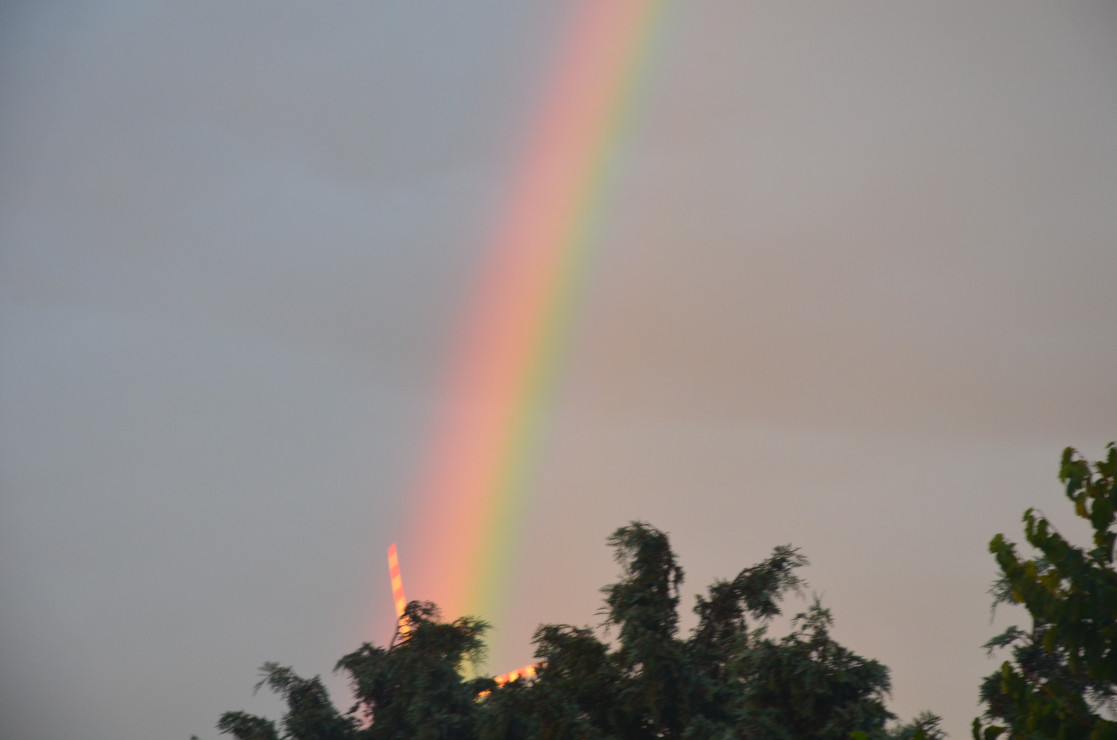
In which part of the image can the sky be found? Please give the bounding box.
[1,2,1116,738]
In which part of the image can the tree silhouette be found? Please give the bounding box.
[219,522,939,739]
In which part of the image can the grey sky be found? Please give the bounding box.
[2,3,1115,738]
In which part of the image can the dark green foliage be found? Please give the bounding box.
[690,544,806,680]
[216,711,279,740]
[603,522,685,644]
[890,712,947,740]
[599,523,695,738]
[473,522,911,739]
[219,521,930,739]
[217,663,354,740]
[525,624,619,737]
[975,443,1117,740]
[335,601,489,740]
[218,602,487,740]
[731,602,894,740]
[853,711,945,740]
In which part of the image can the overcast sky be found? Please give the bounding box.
[2,3,1115,738]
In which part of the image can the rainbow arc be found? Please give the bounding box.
[387,543,538,691]
[391,0,668,661]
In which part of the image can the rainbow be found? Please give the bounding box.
[396,0,668,644]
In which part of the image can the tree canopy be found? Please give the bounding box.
[975,443,1117,740]
[219,522,940,739]
[214,442,1117,738]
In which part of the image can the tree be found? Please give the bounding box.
[219,602,489,740]
[335,601,491,740]
[975,443,1117,740]
[477,522,933,739]
[219,663,354,740]
[218,522,935,739]
[733,601,894,740]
